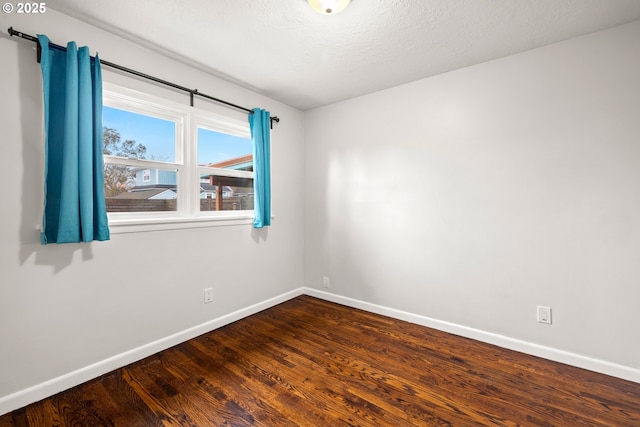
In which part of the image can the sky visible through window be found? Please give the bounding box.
[103,106,252,165]
[197,128,252,166]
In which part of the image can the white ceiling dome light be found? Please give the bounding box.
[307,0,351,15]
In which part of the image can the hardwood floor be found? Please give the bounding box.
[1,295,639,426]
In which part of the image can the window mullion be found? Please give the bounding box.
[182,115,197,217]
[175,114,190,216]
[104,156,178,170]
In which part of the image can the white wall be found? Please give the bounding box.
[2,7,639,415]
[0,10,304,409]
[305,21,640,372]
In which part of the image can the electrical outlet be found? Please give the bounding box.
[322,276,330,288]
[204,288,213,304]
[537,306,552,324]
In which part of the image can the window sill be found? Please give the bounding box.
[108,213,258,234]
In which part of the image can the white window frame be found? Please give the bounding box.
[103,83,255,234]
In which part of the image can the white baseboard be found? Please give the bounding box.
[303,287,640,384]
[2,286,638,416]
[0,288,304,416]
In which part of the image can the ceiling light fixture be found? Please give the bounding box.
[307,0,351,15]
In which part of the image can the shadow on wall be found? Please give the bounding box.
[251,226,269,243]
[12,33,95,272]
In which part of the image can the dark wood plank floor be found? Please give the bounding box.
[1,295,639,426]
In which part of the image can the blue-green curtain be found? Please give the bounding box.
[38,35,110,244]
[249,108,271,228]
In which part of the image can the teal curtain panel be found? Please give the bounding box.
[249,108,272,228]
[38,34,110,244]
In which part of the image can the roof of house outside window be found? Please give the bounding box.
[205,154,253,171]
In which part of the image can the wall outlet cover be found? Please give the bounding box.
[204,288,213,303]
[322,276,330,288]
[537,306,552,324]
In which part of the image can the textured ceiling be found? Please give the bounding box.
[50,0,640,111]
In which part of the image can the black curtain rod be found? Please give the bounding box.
[7,27,280,128]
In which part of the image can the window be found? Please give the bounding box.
[197,127,254,212]
[103,106,179,213]
[103,83,254,231]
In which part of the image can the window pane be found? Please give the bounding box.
[103,106,176,162]
[199,174,254,212]
[105,165,178,212]
[198,128,252,171]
